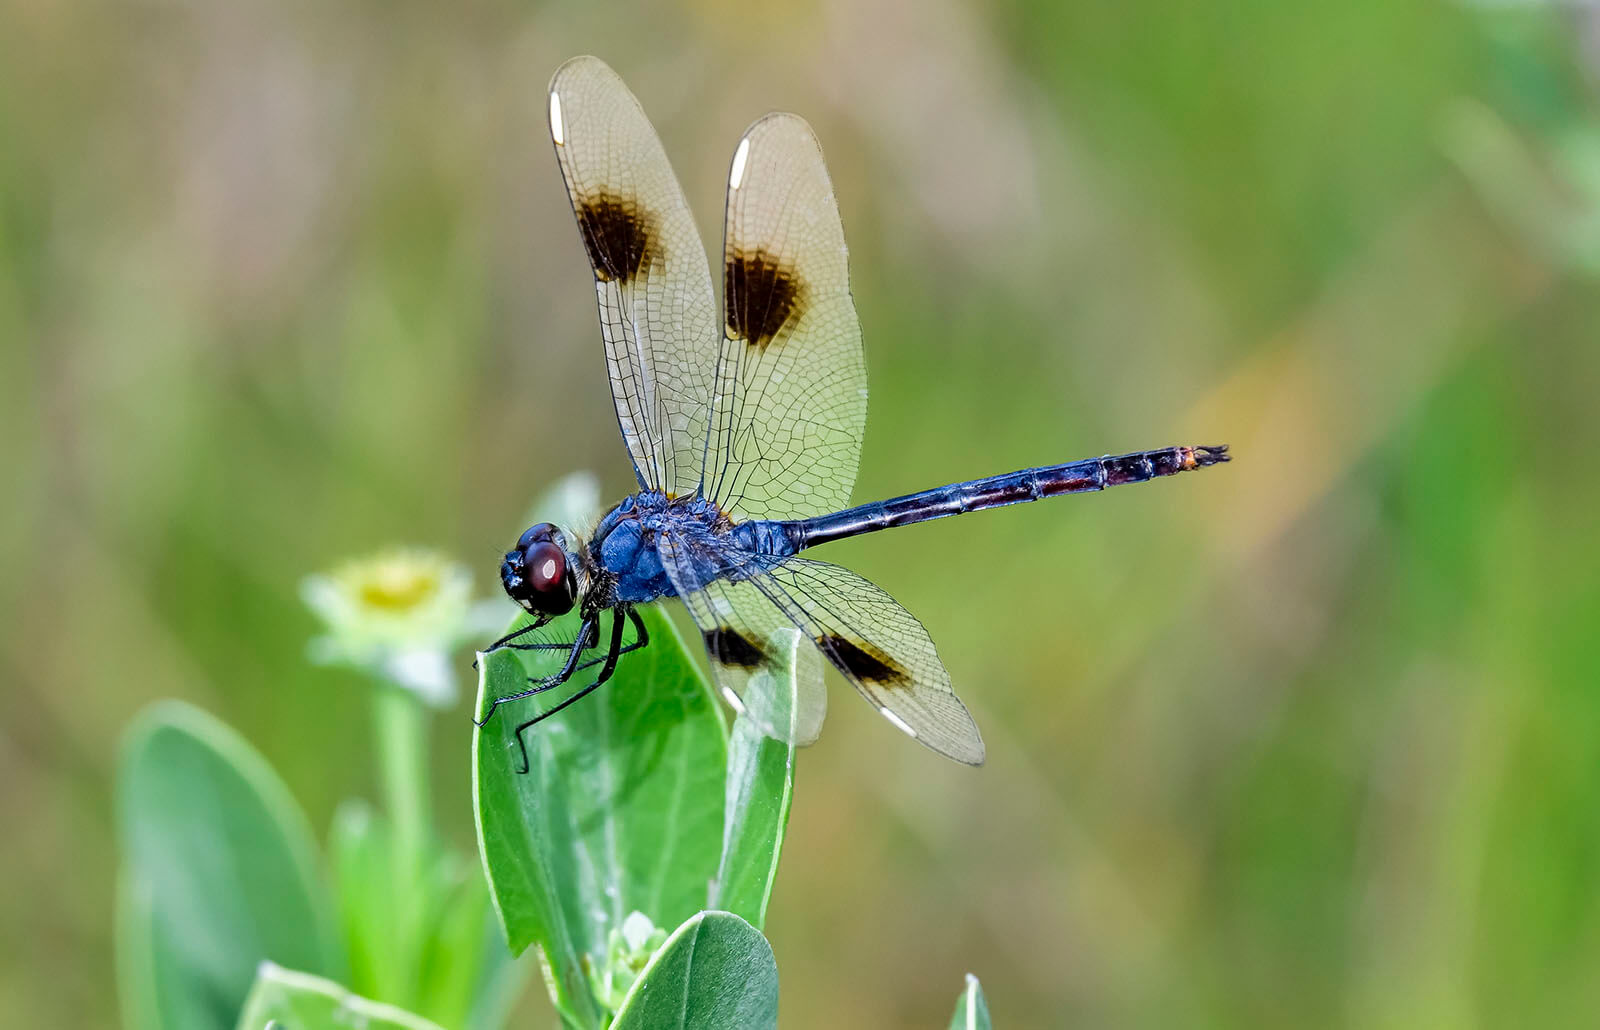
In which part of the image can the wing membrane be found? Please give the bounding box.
[761,557,984,765]
[686,577,829,747]
[660,530,984,764]
[705,114,868,521]
[548,56,719,495]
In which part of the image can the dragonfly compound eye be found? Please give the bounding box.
[524,542,565,593]
[516,521,567,551]
[507,540,575,616]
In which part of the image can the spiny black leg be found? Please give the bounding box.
[564,607,649,675]
[474,616,552,670]
[511,608,629,775]
[474,614,596,727]
[499,618,602,654]
[484,618,550,653]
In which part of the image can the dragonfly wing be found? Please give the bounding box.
[705,113,867,521]
[760,556,985,765]
[658,528,828,745]
[548,56,719,495]
[660,532,983,764]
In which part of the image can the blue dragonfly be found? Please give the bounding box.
[481,56,1229,771]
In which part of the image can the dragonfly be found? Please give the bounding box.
[479,55,1228,772]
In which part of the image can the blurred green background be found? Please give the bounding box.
[5,0,1600,1026]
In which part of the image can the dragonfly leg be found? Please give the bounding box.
[483,617,551,653]
[473,614,596,727]
[510,607,632,774]
[504,608,647,663]
[566,607,649,674]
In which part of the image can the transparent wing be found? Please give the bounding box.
[660,531,984,764]
[761,557,984,765]
[704,113,868,521]
[548,56,719,495]
[681,574,830,748]
[657,527,828,745]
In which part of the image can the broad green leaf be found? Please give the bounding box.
[116,701,341,1030]
[236,963,445,1030]
[473,604,726,1028]
[610,911,778,1030]
[947,974,992,1030]
[117,869,221,1030]
[710,629,811,929]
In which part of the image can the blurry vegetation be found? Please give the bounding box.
[116,549,520,1030]
[5,0,1600,1027]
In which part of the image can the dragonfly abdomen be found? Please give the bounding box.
[788,445,1228,550]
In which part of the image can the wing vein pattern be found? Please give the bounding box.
[659,527,984,764]
[708,113,868,521]
[548,56,719,496]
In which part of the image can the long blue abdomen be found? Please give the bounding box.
[776,444,1228,551]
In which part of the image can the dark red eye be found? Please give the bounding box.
[523,542,566,593]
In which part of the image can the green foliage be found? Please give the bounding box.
[949,974,992,1030]
[116,702,341,1030]
[710,631,807,928]
[711,716,797,928]
[329,800,520,1030]
[117,693,523,1030]
[235,963,444,1030]
[609,911,779,1030]
[473,600,802,1027]
[473,605,723,1026]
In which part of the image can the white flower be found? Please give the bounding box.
[589,910,667,1011]
[302,548,497,707]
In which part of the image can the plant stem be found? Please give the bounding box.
[375,684,431,856]
[373,683,431,1001]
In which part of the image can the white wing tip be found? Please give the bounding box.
[549,91,565,146]
[879,706,917,738]
[722,685,746,714]
[729,137,751,190]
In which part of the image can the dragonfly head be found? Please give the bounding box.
[501,522,579,618]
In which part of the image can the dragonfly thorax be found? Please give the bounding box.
[586,491,735,605]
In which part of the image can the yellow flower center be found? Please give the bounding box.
[358,561,440,612]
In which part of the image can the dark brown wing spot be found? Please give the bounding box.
[704,627,768,670]
[726,247,805,349]
[575,190,655,284]
[818,635,909,688]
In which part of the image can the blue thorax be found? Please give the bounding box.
[589,491,799,604]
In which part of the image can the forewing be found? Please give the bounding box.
[548,56,719,494]
[704,113,868,521]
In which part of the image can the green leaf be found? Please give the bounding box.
[610,911,778,1030]
[948,974,992,1030]
[235,963,445,1030]
[116,701,342,1030]
[472,604,726,1027]
[117,869,219,1030]
[710,629,810,929]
